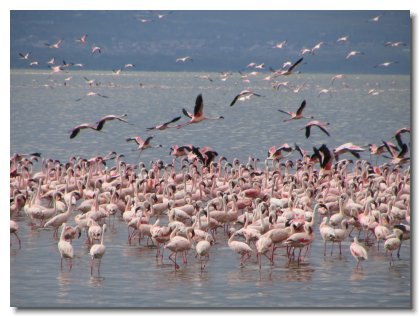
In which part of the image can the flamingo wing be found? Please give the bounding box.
[288,57,303,72]
[182,108,192,118]
[230,94,240,107]
[296,100,306,115]
[193,94,204,116]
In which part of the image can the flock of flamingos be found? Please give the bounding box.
[10,114,410,274]
[11,12,410,277]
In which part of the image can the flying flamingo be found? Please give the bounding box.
[278,100,313,121]
[228,231,253,267]
[147,116,181,131]
[346,51,364,59]
[95,114,129,131]
[58,223,74,270]
[126,136,162,156]
[267,143,293,160]
[76,92,109,102]
[272,57,304,76]
[330,74,345,85]
[76,34,88,44]
[349,236,368,269]
[45,39,64,49]
[272,40,287,49]
[229,90,262,107]
[336,36,349,43]
[10,220,21,249]
[176,56,193,63]
[69,123,99,139]
[90,224,107,275]
[176,94,224,129]
[333,143,365,160]
[300,121,330,138]
[374,61,398,68]
[19,52,30,60]
[92,46,102,54]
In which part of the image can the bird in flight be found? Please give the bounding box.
[126,136,162,157]
[176,94,224,129]
[374,61,398,68]
[272,57,304,76]
[278,100,313,122]
[330,74,345,86]
[95,114,129,131]
[147,116,181,131]
[92,46,102,54]
[333,143,365,160]
[176,56,193,63]
[124,64,135,69]
[229,90,262,107]
[368,13,384,22]
[267,143,293,160]
[272,40,287,49]
[19,52,30,60]
[76,34,88,45]
[76,92,109,102]
[69,123,99,139]
[336,36,349,44]
[45,39,64,49]
[301,121,330,138]
[385,41,406,47]
[346,51,364,59]
[311,42,324,55]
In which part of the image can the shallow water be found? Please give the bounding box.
[10,70,411,308]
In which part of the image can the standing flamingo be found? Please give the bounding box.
[58,223,74,270]
[384,228,403,266]
[228,231,253,267]
[90,224,107,275]
[349,236,368,269]
[164,228,194,270]
[10,220,21,249]
[176,94,224,129]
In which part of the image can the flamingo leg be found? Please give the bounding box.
[14,232,21,249]
[90,259,94,275]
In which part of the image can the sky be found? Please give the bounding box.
[10,11,410,73]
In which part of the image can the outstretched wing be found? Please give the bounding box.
[288,57,303,72]
[230,94,240,107]
[182,108,192,118]
[193,94,204,116]
[165,116,181,125]
[296,100,306,115]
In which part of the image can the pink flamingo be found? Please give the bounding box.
[90,224,107,275]
[384,228,403,266]
[95,114,129,131]
[285,223,314,266]
[301,120,330,138]
[45,39,63,49]
[147,116,181,131]
[58,223,74,270]
[176,94,224,129]
[69,123,99,139]
[278,100,313,121]
[349,236,368,269]
[333,143,365,160]
[267,143,293,160]
[164,228,194,270]
[76,34,88,44]
[10,220,21,249]
[228,231,253,267]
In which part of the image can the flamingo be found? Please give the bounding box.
[272,40,287,49]
[285,223,315,266]
[267,143,293,160]
[229,90,262,107]
[45,39,63,49]
[176,56,193,63]
[58,223,74,270]
[333,143,365,161]
[69,123,99,139]
[126,136,162,156]
[349,236,368,269]
[90,224,107,275]
[10,220,21,249]
[374,61,398,68]
[164,228,194,270]
[195,239,211,271]
[256,235,273,269]
[272,57,304,76]
[76,92,109,102]
[95,114,129,131]
[176,94,224,129]
[300,121,330,138]
[43,192,78,238]
[330,74,345,85]
[76,34,88,44]
[19,52,30,60]
[346,51,364,59]
[228,231,253,267]
[278,100,313,121]
[92,46,102,54]
[147,116,181,131]
[336,36,349,43]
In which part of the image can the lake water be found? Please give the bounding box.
[10,70,411,308]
